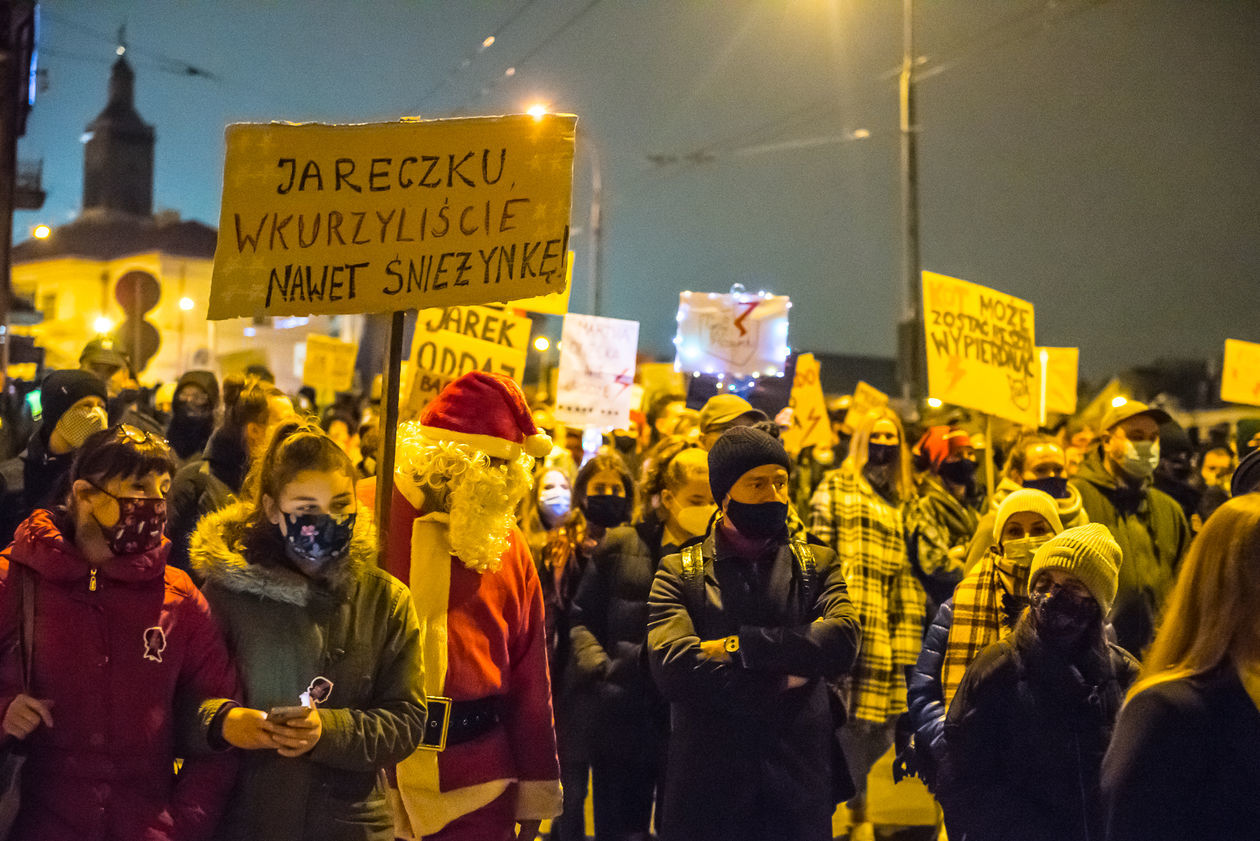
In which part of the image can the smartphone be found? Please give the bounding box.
[266,705,310,723]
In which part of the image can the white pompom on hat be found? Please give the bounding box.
[419,371,552,460]
[1028,523,1122,613]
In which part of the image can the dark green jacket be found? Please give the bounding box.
[190,502,426,841]
[1070,450,1191,656]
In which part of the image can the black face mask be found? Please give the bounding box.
[724,499,788,540]
[1023,475,1069,499]
[939,458,978,487]
[1032,589,1100,641]
[867,443,898,466]
[280,511,356,571]
[583,494,630,528]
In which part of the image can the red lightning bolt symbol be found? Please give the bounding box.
[946,356,965,392]
[733,301,760,337]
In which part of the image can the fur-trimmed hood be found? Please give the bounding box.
[189,500,377,606]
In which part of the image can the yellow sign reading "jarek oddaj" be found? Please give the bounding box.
[208,114,577,320]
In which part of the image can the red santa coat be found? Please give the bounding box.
[386,476,561,836]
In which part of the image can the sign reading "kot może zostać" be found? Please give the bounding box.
[208,114,577,320]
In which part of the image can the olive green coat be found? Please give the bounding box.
[191,502,426,841]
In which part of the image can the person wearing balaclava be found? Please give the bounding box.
[938,523,1139,841]
[1069,400,1190,656]
[570,445,712,841]
[165,370,220,464]
[648,425,861,841]
[0,369,109,544]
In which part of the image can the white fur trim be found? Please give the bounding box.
[396,776,510,837]
[524,433,552,459]
[420,425,522,460]
[515,778,564,821]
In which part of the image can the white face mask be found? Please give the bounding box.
[1118,439,1160,480]
[1001,534,1053,565]
[54,405,108,449]
[673,504,717,540]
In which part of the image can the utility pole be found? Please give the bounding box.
[896,0,924,402]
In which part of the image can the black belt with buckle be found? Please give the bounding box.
[419,695,502,751]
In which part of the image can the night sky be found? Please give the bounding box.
[13,0,1260,380]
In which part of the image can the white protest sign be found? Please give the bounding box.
[555,314,639,429]
[922,271,1038,426]
[674,291,790,378]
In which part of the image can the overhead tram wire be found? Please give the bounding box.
[452,0,607,111]
[412,0,542,111]
[647,0,1112,168]
[42,11,220,80]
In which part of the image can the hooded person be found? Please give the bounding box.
[648,426,861,841]
[386,371,561,841]
[0,369,109,545]
[906,489,1065,789]
[938,523,1139,841]
[905,425,978,611]
[1069,400,1191,655]
[165,370,220,464]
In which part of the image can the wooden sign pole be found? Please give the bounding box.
[984,413,996,499]
[375,311,405,552]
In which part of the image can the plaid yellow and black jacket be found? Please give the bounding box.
[810,465,924,724]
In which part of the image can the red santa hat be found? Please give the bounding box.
[420,371,553,460]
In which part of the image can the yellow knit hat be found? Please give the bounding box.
[1027,523,1121,613]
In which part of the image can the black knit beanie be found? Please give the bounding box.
[40,369,108,430]
[708,425,791,504]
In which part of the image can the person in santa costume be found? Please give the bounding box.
[386,371,562,841]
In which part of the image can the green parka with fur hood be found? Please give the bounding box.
[190,501,426,841]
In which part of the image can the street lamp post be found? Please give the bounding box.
[586,133,603,317]
[896,0,923,402]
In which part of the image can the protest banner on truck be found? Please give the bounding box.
[554,314,639,429]
[673,290,791,378]
[208,114,577,320]
[1221,338,1260,407]
[403,304,531,418]
[781,353,831,454]
[1038,346,1079,417]
[302,334,358,401]
[922,271,1039,426]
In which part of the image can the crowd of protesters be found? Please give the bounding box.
[0,335,1258,841]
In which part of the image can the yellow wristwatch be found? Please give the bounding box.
[723,635,740,654]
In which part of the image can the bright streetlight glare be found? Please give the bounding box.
[179,297,195,311]
[527,104,548,120]
[926,397,943,408]
[93,316,114,334]
[32,225,50,239]
[1111,396,1129,408]
[481,35,495,49]
[533,336,550,352]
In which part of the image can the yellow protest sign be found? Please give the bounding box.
[781,353,830,453]
[922,271,1038,426]
[208,114,577,320]
[1221,338,1260,407]
[403,304,532,417]
[1038,346,1079,418]
[843,380,890,430]
[302,334,358,398]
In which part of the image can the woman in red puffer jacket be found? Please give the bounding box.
[0,424,240,841]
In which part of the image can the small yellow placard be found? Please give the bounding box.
[782,353,831,453]
[209,114,576,320]
[1221,338,1260,407]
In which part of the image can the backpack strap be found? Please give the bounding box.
[789,536,817,617]
[680,543,707,631]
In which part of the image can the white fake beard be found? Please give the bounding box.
[397,429,533,573]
